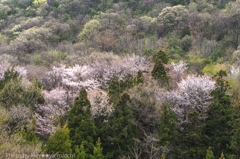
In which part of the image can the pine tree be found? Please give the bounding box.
[135,69,144,85]
[151,59,168,85]
[152,50,169,64]
[120,74,134,91]
[203,70,234,157]
[103,93,139,158]
[206,147,214,159]
[159,103,179,150]
[108,75,121,104]
[68,87,96,159]
[230,105,240,158]
[180,111,209,159]
[93,137,104,159]
[45,123,72,155]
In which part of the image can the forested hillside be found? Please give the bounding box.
[0,0,240,158]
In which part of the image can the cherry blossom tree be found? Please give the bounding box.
[35,86,113,136]
[42,54,151,90]
[34,86,78,136]
[170,60,188,82]
[164,60,188,89]
[0,64,9,80]
[89,54,151,87]
[167,74,216,125]
[41,64,100,92]
[229,66,240,79]
[37,54,151,135]
[87,88,113,119]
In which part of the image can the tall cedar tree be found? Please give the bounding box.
[120,70,144,92]
[152,50,169,64]
[108,75,121,104]
[203,70,234,157]
[102,93,139,158]
[68,87,96,159]
[120,74,134,91]
[180,111,209,159]
[159,103,179,157]
[151,59,168,85]
[131,95,157,135]
[45,123,72,155]
[230,105,240,158]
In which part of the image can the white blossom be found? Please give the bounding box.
[41,65,65,90]
[229,66,240,79]
[167,74,216,124]
[35,86,78,136]
[14,66,28,80]
[0,64,8,80]
[171,60,188,82]
[87,88,113,119]
[89,54,150,86]
[38,54,151,135]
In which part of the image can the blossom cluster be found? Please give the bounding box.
[167,74,216,124]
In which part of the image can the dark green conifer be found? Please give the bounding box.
[68,87,96,159]
[151,60,168,85]
[108,75,121,104]
[152,50,169,64]
[230,105,240,158]
[120,74,134,91]
[180,111,209,159]
[203,70,234,158]
[45,123,72,155]
[159,103,179,151]
[103,93,139,158]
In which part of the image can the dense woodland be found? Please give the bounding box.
[0,0,240,158]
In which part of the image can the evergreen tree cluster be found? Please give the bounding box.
[44,69,240,159]
[1,0,240,156]
[157,70,238,159]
